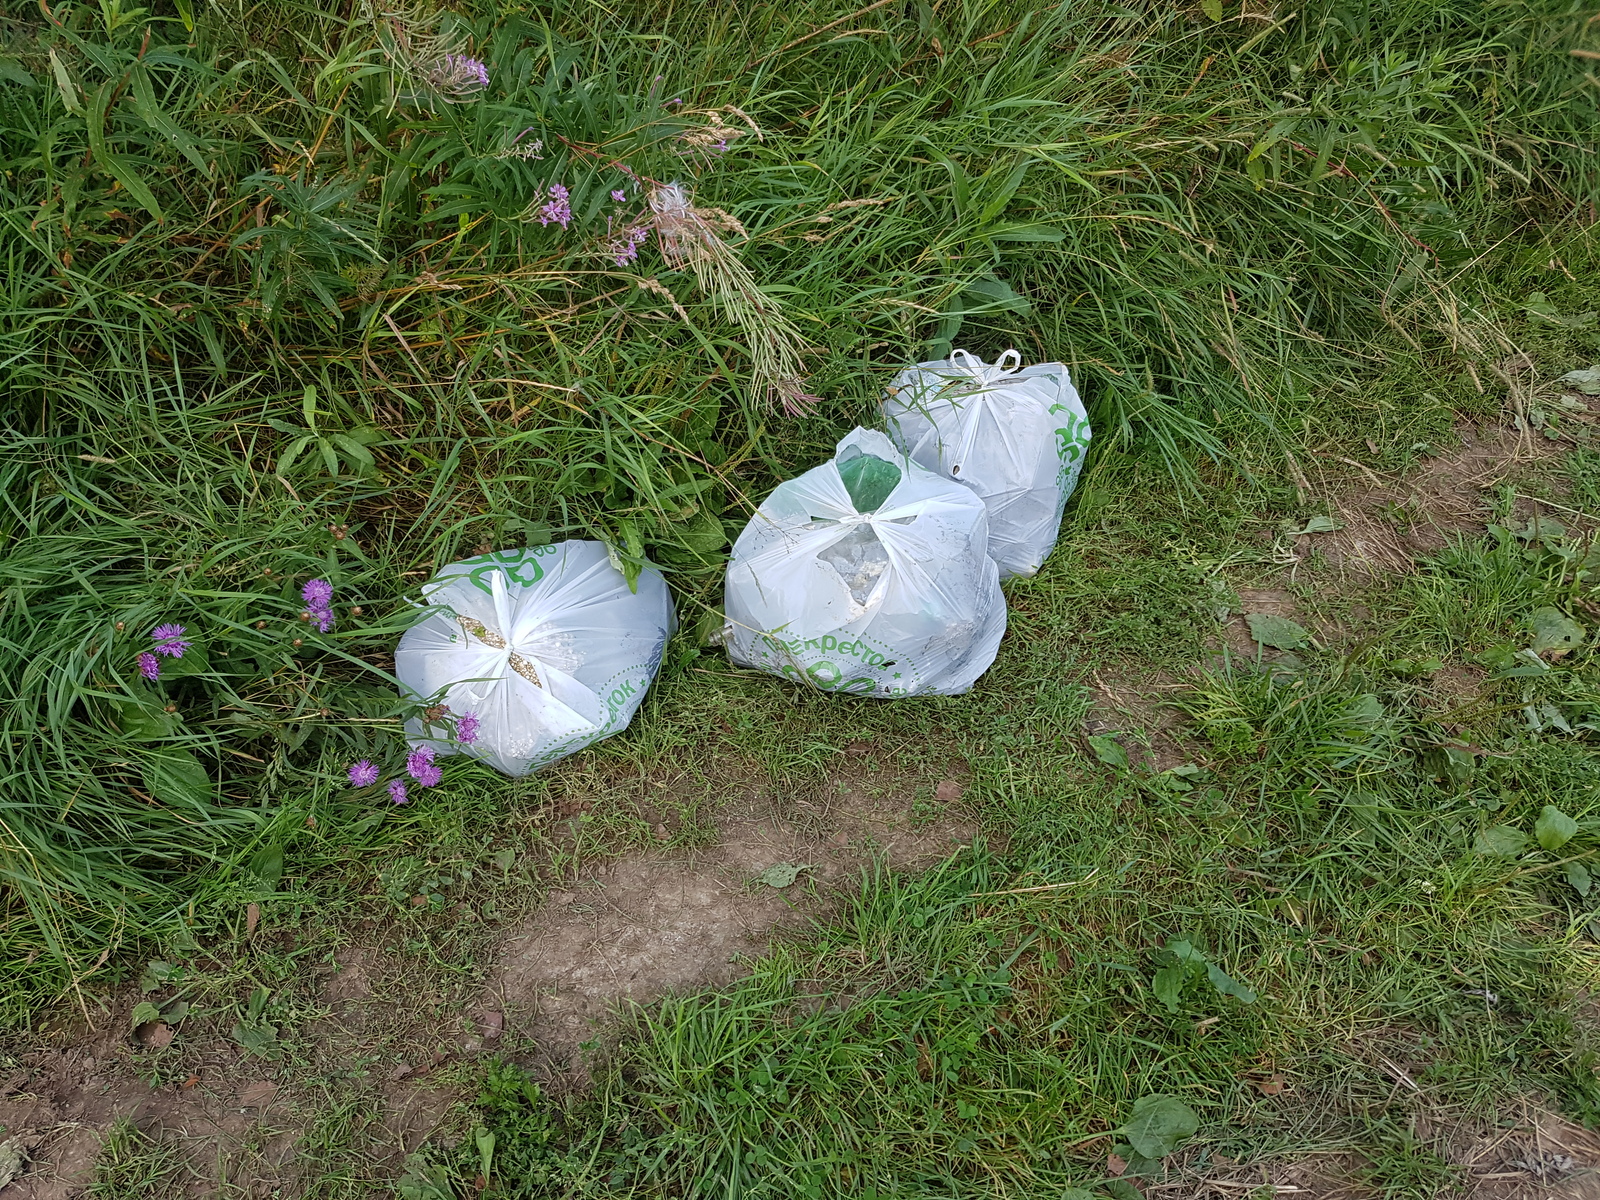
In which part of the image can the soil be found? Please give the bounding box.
[492,768,974,1089]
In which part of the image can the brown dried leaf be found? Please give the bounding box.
[1256,1073,1287,1096]
[245,902,259,937]
[935,779,964,803]
[1107,1152,1128,1176]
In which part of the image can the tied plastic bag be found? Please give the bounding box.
[724,428,1005,697]
[396,541,675,776]
[882,348,1090,578]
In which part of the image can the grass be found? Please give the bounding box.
[0,0,1598,1193]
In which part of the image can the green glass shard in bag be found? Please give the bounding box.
[837,453,901,514]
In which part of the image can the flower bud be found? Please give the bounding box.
[292,638,303,647]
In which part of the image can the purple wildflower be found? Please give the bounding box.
[427,54,490,99]
[302,579,335,633]
[136,651,161,681]
[538,183,572,229]
[611,189,627,203]
[610,224,652,268]
[457,711,480,744]
[151,623,191,658]
[406,744,442,785]
[348,760,380,787]
[389,779,409,805]
[406,744,443,787]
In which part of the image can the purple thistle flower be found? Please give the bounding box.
[413,761,442,787]
[389,779,409,805]
[406,745,436,781]
[302,579,334,608]
[348,759,379,787]
[151,623,192,658]
[457,711,480,744]
[611,189,627,203]
[311,608,335,634]
[538,183,572,229]
[136,652,160,681]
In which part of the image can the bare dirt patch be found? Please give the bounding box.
[1084,669,1195,772]
[1309,399,1591,581]
[490,764,973,1085]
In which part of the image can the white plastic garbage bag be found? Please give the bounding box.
[723,427,1005,697]
[395,541,676,776]
[882,348,1091,578]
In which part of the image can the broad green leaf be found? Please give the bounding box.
[1530,607,1584,655]
[1535,805,1578,852]
[1557,365,1600,395]
[754,863,811,889]
[1202,0,1224,19]
[329,434,377,475]
[130,1000,162,1028]
[1152,964,1184,1013]
[1206,962,1258,1004]
[1566,862,1592,897]
[232,1021,280,1057]
[248,844,285,888]
[113,700,179,741]
[275,434,313,477]
[1474,825,1528,857]
[141,750,215,811]
[160,643,210,679]
[1245,613,1309,650]
[1120,1094,1201,1159]
[1087,735,1129,768]
[1345,694,1384,725]
[976,159,1031,226]
[1291,514,1341,535]
[139,960,177,992]
[0,56,35,87]
[962,275,1031,316]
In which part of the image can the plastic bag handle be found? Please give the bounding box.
[948,348,1023,389]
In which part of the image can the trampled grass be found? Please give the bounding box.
[3,0,1600,1192]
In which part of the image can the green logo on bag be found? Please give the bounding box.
[463,548,548,595]
[1050,408,1090,466]
[760,631,912,695]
